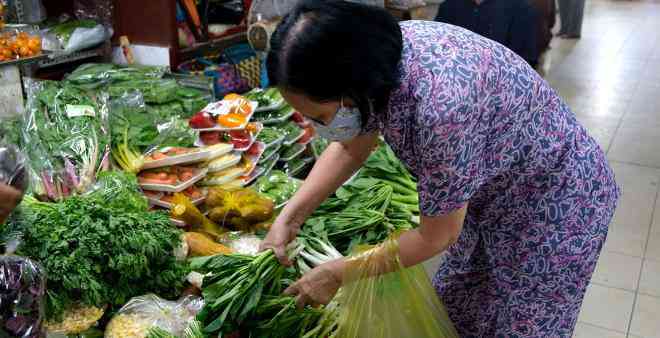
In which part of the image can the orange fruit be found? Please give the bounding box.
[223,93,242,101]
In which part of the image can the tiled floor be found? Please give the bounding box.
[543,1,660,337]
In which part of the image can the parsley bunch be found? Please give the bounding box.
[5,172,188,320]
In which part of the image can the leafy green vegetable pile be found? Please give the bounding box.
[190,251,326,337]
[2,172,189,320]
[301,144,419,255]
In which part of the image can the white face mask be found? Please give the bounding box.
[312,98,364,142]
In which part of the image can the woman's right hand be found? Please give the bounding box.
[259,134,380,265]
[259,216,300,265]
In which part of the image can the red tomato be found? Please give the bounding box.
[200,131,221,145]
[229,130,250,140]
[246,143,262,156]
[291,111,305,123]
[189,112,215,129]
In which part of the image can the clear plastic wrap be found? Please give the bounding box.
[110,93,197,174]
[108,79,178,105]
[104,294,204,338]
[0,144,28,193]
[41,19,111,54]
[21,79,110,201]
[0,238,47,338]
[43,305,105,335]
[65,63,168,88]
[335,236,459,338]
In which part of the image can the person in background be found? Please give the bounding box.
[261,0,619,336]
[532,0,556,55]
[558,0,586,39]
[434,0,540,68]
[0,183,22,224]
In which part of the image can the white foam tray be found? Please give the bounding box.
[139,168,208,193]
[143,148,212,170]
[192,101,258,131]
[207,152,242,173]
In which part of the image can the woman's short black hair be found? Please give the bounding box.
[267,0,403,117]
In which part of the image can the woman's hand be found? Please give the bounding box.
[259,217,300,265]
[260,133,379,264]
[0,183,22,224]
[284,259,344,308]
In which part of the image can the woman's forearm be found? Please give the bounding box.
[278,133,379,230]
[332,205,468,283]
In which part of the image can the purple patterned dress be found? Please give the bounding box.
[366,21,620,337]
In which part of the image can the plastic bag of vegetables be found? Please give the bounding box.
[108,79,179,105]
[41,19,111,54]
[205,187,274,231]
[334,235,458,338]
[0,237,47,338]
[110,94,196,174]
[21,79,111,201]
[104,294,204,338]
[66,63,168,88]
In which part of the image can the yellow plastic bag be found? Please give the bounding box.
[335,236,459,338]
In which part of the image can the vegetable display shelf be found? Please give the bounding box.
[0,52,49,67]
[37,42,110,68]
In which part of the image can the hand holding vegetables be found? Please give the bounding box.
[259,219,300,266]
[284,259,343,309]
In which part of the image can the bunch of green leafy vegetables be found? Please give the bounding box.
[190,250,325,337]
[47,19,98,45]
[357,143,418,210]
[108,79,179,105]
[21,80,110,200]
[2,171,189,320]
[300,144,418,255]
[110,96,196,173]
[66,63,168,89]
[303,183,412,255]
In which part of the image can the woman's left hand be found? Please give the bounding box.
[284,259,344,308]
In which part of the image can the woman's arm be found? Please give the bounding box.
[284,205,467,307]
[279,132,379,230]
[260,132,379,263]
[336,204,466,279]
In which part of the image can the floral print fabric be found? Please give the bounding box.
[369,21,620,337]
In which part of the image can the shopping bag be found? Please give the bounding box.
[335,236,459,338]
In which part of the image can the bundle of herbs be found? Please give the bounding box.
[2,172,189,320]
